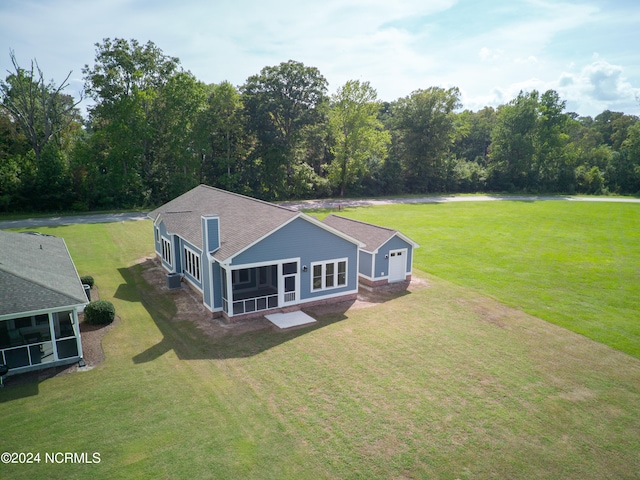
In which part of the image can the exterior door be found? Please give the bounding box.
[280,261,299,305]
[388,249,407,283]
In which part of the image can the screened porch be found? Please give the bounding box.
[221,261,298,317]
[0,310,81,373]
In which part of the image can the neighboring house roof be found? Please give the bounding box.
[0,230,89,317]
[322,214,419,253]
[148,185,300,262]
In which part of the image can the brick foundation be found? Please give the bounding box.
[359,274,411,288]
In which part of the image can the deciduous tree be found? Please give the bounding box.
[391,87,461,192]
[83,38,180,206]
[488,91,538,191]
[241,60,327,199]
[327,80,389,197]
[196,81,247,191]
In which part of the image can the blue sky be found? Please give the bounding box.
[1,0,639,117]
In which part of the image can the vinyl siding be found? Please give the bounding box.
[202,215,220,252]
[231,217,359,300]
[359,250,373,278]
[373,235,414,278]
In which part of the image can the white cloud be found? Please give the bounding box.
[2,0,638,117]
[556,58,640,115]
[479,47,504,62]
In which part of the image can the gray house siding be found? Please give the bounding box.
[359,250,373,278]
[373,235,414,278]
[231,217,359,300]
[202,215,220,252]
[202,258,212,308]
[211,261,223,310]
[172,236,182,273]
[154,224,161,254]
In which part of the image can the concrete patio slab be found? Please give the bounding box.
[265,311,317,329]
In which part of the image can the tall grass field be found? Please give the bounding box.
[1,201,639,479]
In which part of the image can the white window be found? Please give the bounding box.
[161,237,172,266]
[184,246,201,282]
[155,226,160,242]
[311,259,347,291]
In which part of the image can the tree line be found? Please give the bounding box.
[1,38,639,212]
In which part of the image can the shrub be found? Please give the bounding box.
[84,300,115,325]
[80,275,95,287]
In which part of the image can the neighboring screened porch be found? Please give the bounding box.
[0,309,82,373]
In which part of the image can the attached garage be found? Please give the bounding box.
[322,215,419,287]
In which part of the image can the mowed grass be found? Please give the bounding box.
[0,208,639,478]
[318,200,640,358]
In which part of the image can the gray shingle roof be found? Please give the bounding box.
[148,185,300,262]
[322,214,415,252]
[0,231,89,317]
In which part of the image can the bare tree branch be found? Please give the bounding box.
[1,50,83,162]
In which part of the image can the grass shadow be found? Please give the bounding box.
[0,361,81,400]
[0,377,39,401]
[124,259,409,363]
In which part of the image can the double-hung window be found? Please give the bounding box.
[184,246,201,282]
[312,259,347,291]
[161,237,172,266]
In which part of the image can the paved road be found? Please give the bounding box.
[1,195,638,229]
[0,211,149,230]
[282,194,640,210]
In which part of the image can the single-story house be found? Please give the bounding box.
[0,230,88,376]
[148,185,365,321]
[322,214,419,287]
[149,185,419,321]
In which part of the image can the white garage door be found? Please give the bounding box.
[388,249,407,283]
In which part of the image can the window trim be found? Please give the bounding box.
[183,245,201,282]
[161,236,172,267]
[311,258,348,292]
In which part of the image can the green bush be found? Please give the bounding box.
[84,300,115,325]
[80,275,95,287]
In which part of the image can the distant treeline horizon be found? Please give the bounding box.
[1,38,639,213]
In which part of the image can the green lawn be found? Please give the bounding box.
[1,204,639,479]
[316,200,640,358]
